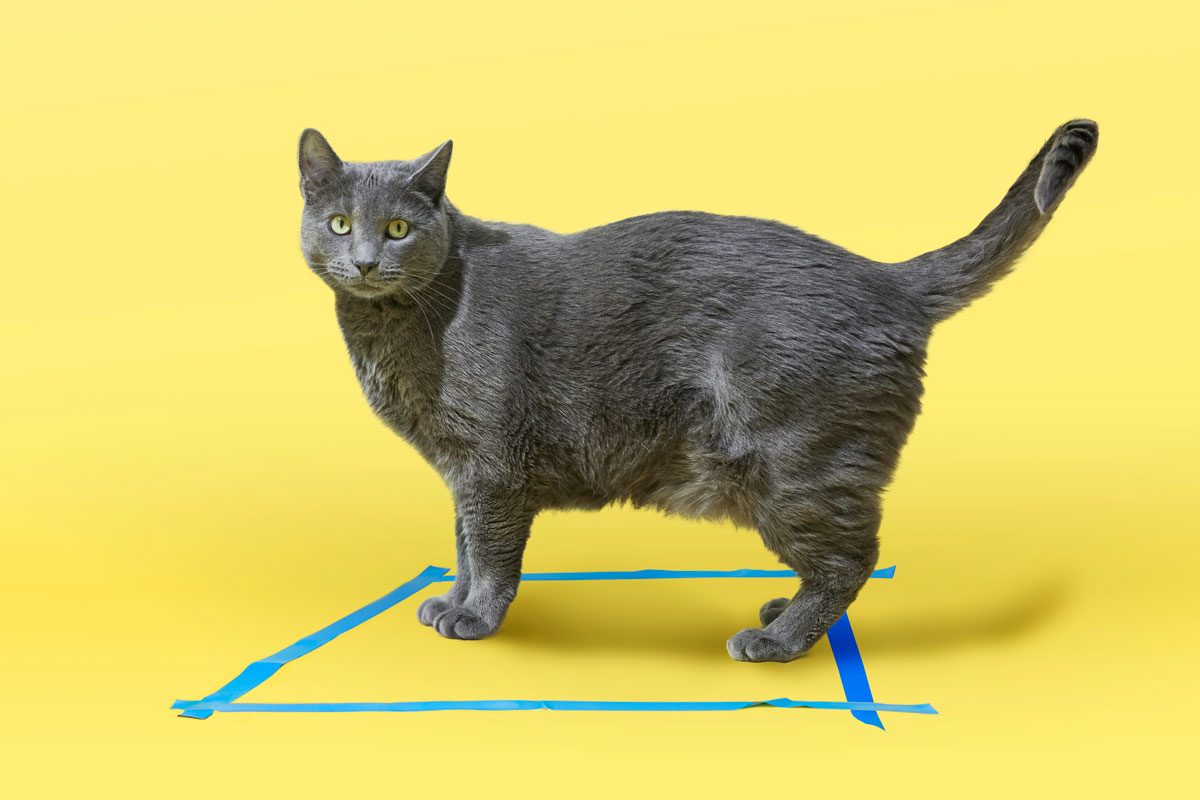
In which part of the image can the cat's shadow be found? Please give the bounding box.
[850,575,1072,655]
[499,574,1072,659]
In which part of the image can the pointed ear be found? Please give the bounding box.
[410,140,453,201]
[298,129,342,196]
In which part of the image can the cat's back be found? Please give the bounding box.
[458,209,931,404]
[555,210,926,330]
[570,209,857,267]
[459,209,918,315]
[458,209,930,369]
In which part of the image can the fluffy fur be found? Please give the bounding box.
[297,120,1097,661]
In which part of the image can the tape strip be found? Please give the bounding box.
[432,565,897,582]
[177,565,448,720]
[175,562,927,726]
[172,698,936,714]
[828,613,885,730]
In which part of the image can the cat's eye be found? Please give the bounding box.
[328,215,351,235]
[386,219,410,240]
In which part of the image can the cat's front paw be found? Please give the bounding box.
[432,605,498,640]
[417,595,455,627]
[726,628,802,663]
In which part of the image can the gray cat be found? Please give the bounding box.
[297,119,1097,662]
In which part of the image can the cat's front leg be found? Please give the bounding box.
[417,516,472,626]
[423,485,533,640]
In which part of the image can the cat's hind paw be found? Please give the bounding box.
[758,597,790,626]
[726,628,802,663]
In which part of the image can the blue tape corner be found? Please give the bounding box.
[176,565,448,718]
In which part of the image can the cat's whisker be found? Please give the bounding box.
[425,284,462,311]
[400,285,439,343]
[408,284,459,316]
[392,277,459,314]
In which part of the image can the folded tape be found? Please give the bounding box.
[174,563,932,728]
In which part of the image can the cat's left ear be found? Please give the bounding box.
[410,140,453,202]
[298,128,343,197]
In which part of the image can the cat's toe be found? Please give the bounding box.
[758,597,790,626]
[433,606,497,640]
[726,628,800,663]
[417,596,454,626]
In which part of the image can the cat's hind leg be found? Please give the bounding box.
[728,489,881,663]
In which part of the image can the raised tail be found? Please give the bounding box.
[894,119,1098,322]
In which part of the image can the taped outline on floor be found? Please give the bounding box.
[173,564,935,729]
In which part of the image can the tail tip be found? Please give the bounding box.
[1034,118,1099,213]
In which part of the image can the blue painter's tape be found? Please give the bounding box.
[431,565,897,582]
[171,698,937,715]
[175,562,931,727]
[827,613,884,730]
[176,565,448,719]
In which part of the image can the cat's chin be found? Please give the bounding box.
[338,282,397,300]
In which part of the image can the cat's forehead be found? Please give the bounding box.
[340,160,429,209]
[342,160,417,194]
[347,159,418,184]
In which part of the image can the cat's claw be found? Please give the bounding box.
[432,605,497,640]
[727,628,801,663]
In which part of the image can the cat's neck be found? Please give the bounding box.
[331,209,478,459]
[334,272,458,353]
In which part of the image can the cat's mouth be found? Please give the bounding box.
[340,278,397,299]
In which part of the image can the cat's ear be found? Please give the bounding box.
[410,140,453,202]
[298,128,343,197]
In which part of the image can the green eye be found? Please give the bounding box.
[386,219,410,240]
[329,215,351,235]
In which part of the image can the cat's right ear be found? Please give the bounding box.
[298,129,343,197]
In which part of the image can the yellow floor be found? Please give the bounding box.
[3,1,1198,796]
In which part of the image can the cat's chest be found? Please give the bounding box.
[344,333,446,453]
[350,343,426,416]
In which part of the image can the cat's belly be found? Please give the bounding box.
[534,433,763,529]
[629,444,762,529]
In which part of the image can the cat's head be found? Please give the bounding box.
[298,129,453,299]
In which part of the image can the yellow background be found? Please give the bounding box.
[3,0,1197,795]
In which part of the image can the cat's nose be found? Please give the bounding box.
[353,259,378,277]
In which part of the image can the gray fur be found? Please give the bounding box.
[296,120,1098,661]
